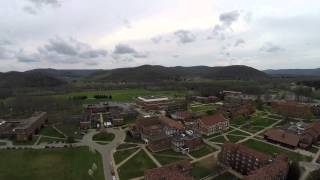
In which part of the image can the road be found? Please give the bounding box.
[81,128,126,180]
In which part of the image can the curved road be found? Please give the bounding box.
[81,128,126,180]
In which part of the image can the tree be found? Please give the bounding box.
[287,161,301,180]
[307,169,320,180]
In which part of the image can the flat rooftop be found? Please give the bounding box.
[137,96,169,102]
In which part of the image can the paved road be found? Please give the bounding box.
[81,128,125,180]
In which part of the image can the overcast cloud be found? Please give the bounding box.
[0,0,319,71]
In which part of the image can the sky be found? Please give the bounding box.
[0,0,320,72]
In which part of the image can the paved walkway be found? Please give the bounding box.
[142,146,161,167]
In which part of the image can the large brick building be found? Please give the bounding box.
[0,112,47,141]
[198,113,229,136]
[219,143,288,180]
[129,116,203,153]
[271,101,312,118]
[144,160,193,180]
[136,96,171,111]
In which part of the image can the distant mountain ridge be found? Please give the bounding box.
[0,71,66,88]
[264,68,320,76]
[89,65,268,82]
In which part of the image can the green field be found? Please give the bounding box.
[210,136,226,143]
[0,142,6,146]
[191,103,219,112]
[244,139,312,162]
[53,88,186,102]
[116,143,138,150]
[39,126,65,138]
[118,150,157,180]
[153,154,188,165]
[228,130,251,136]
[113,148,140,164]
[189,145,217,158]
[37,137,65,145]
[212,172,239,180]
[92,132,115,142]
[226,135,246,143]
[192,156,223,179]
[0,147,104,180]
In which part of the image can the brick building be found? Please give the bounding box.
[144,160,193,180]
[136,96,171,111]
[198,113,229,136]
[219,143,288,180]
[264,128,300,149]
[271,101,312,118]
[0,112,47,141]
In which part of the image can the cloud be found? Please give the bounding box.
[23,6,37,15]
[23,0,61,14]
[112,44,148,62]
[27,0,61,7]
[122,19,132,29]
[260,42,284,53]
[151,36,162,44]
[219,10,240,26]
[234,39,245,47]
[174,30,196,44]
[17,37,107,64]
[172,55,179,58]
[39,37,107,58]
[0,40,16,59]
[113,44,137,54]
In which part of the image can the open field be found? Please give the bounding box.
[118,150,157,180]
[212,172,239,180]
[113,148,140,164]
[244,139,313,162]
[189,145,217,158]
[37,137,65,145]
[190,103,219,113]
[228,130,251,136]
[92,132,115,142]
[53,88,186,102]
[116,143,138,150]
[192,156,223,179]
[226,135,246,143]
[0,147,104,180]
[210,136,227,143]
[0,142,6,146]
[39,126,65,138]
[153,154,189,165]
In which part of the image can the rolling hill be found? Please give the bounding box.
[264,68,320,76]
[89,65,268,82]
[0,71,66,88]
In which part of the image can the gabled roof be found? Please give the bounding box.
[199,113,227,126]
[159,116,184,130]
[144,160,193,180]
[264,128,300,147]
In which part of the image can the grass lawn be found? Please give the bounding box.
[212,172,239,180]
[92,132,115,142]
[116,143,138,150]
[230,118,248,126]
[192,156,223,179]
[226,135,246,143]
[191,103,218,113]
[54,88,186,102]
[250,117,277,127]
[240,125,265,133]
[228,130,251,136]
[39,126,65,138]
[308,146,319,154]
[113,148,140,165]
[37,137,65,145]
[0,147,104,180]
[0,142,6,146]
[118,150,157,180]
[244,139,313,162]
[153,154,188,165]
[189,145,217,158]
[124,132,144,144]
[96,142,109,145]
[156,149,186,156]
[210,136,226,143]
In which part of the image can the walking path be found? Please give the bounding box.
[142,146,161,167]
